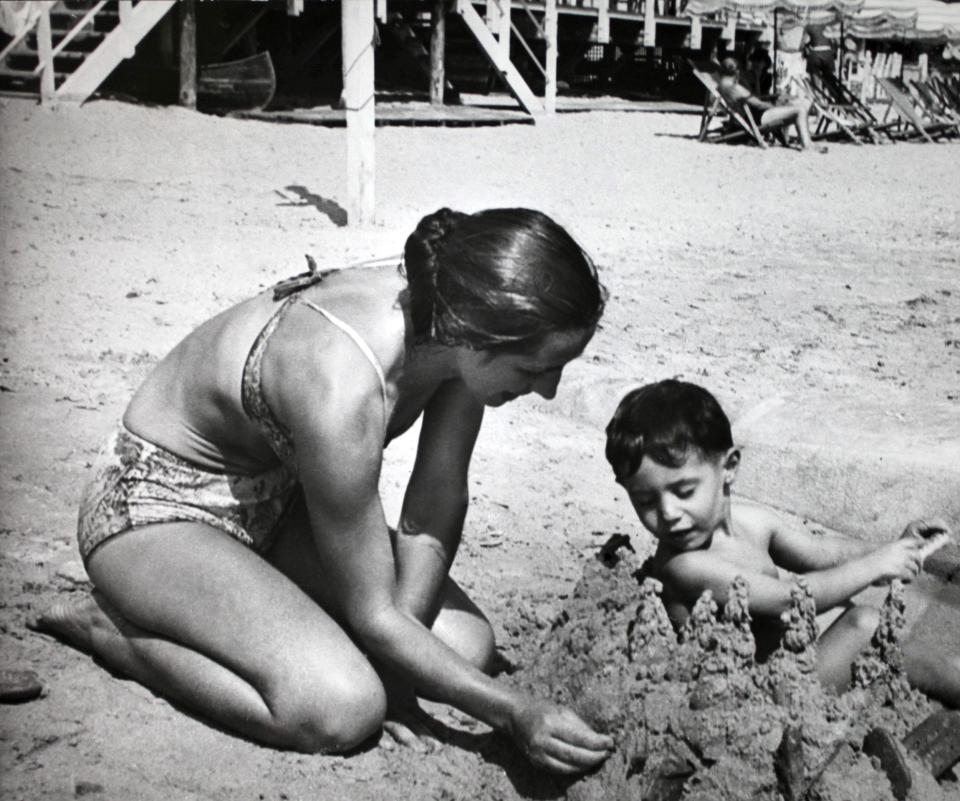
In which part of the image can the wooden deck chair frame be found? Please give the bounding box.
[790,75,868,144]
[928,75,960,114]
[910,79,960,136]
[933,75,960,113]
[811,71,898,143]
[876,77,956,143]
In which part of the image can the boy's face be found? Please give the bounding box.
[622,447,739,553]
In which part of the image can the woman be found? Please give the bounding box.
[37,207,614,773]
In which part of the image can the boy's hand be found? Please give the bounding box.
[509,699,615,774]
[899,519,954,568]
[899,518,952,542]
[871,538,924,584]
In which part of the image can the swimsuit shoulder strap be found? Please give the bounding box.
[299,299,389,428]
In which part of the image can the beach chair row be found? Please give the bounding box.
[792,71,959,145]
[876,75,960,143]
[693,63,959,149]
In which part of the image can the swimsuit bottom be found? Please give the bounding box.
[77,424,298,563]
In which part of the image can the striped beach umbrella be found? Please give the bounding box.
[910,0,960,39]
[685,0,865,18]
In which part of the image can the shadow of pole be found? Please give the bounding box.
[277,185,349,227]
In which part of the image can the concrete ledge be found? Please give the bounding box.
[733,396,960,547]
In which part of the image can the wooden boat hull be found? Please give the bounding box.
[199,51,275,113]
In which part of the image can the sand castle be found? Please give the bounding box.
[510,538,953,801]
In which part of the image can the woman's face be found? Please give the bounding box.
[457,328,593,407]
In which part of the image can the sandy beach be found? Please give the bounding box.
[1,94,959,800]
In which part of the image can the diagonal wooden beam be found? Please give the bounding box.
[55,0,177,105]
[454,0,542,116]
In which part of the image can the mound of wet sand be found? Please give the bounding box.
[505,539,951,801]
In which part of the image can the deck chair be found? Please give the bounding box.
[876,77,957,143]
[810,71,897,144]
[929,74,960,114]
[691,66,784,149]
[934,75,960,113]
[788,76,870,144]
[910,79,960,136]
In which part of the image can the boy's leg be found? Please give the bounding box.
[903,646,960,709]
[816,604,879,691]
[36,521,386,753]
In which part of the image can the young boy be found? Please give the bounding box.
[604,379,958,706]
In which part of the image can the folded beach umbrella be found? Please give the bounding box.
[909,0,960,41]
[842,1,960,42]
[842,0,919,37]
[685,0,864,19]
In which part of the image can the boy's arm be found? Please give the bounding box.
[768,513,953,573]
[766,512,875,572]
[662,539,924,616]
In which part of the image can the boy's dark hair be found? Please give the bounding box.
[605,379,733,483]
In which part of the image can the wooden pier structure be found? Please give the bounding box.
[0,0,765,223]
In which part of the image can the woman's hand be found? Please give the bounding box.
[382,700,444,753]
[870,537,924,584]
[508,699,615,774]
[378,670,444,752]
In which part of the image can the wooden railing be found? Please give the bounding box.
[3,0,174,105]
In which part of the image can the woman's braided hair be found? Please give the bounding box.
[401,207,605,352]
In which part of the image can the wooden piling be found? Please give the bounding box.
[341,0,376,226]
[430,0,446,106]
[179,0,197,109]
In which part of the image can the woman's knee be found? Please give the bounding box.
[272,665,387,753]
[433,579,497,673]
[457,616,497,674]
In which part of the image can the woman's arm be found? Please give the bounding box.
[392,380,484,623]
[270,340,611,771]
[283,362,521,723]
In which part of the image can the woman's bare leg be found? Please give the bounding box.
[816,604,879,692]
[265,501,495,747]
[35,522,386,752]
[267,500,496,671]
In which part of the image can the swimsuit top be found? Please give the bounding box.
[241,269,388,471]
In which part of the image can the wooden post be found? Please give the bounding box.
[376,0,388,24]
[179,0,197,109]
[429,0,446,106]
[643,0,657,48]
[690,15,702,51]
[544,0,557,113]
[485,0,500,29]
[342,0,376,226]
[721,12,736,46]
[597,1,610,45]
[498,0,511,60]
[37,4,55,104]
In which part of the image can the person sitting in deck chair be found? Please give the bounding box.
[716,57,827,153]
